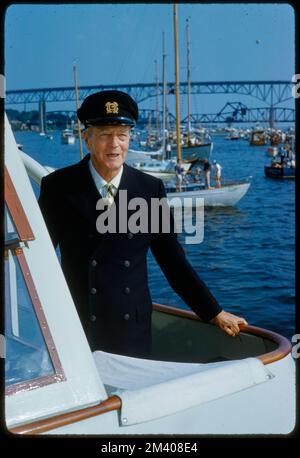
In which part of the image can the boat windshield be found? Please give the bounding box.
[4,206,55,391]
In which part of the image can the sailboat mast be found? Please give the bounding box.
[73,62,83,160]
[186,17,191,143]
[162,31,167,158]
[173,3,181,160]
[155,60,160,132]
[147,111,152,135]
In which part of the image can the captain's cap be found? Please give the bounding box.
[77,90,138,128]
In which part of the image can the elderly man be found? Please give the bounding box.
[39,90,247,358]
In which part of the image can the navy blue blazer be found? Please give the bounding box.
[39,154,222,357]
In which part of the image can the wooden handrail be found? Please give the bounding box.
[152,302,292,365]
[9,395,121,435]
[4,167,35,242]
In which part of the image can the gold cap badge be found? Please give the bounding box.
[105,101,119,114]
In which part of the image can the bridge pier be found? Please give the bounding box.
[269,106,275,129]
[39,100,46,134]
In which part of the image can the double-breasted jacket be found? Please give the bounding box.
[39,154,222,357]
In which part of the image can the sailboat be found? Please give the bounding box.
[164,7,250,207]
[129,39,194,179]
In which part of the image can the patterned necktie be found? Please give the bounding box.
[103,183,116,207]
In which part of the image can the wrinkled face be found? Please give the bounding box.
[84,125,131,178]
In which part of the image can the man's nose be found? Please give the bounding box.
[111,135,120,148]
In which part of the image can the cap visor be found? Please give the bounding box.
[86,116,136,127]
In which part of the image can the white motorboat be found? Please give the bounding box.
[61,128,75,145]
[4,114,296,434]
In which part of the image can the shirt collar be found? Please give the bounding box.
[88,159,123,194]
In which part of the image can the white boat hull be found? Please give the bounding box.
[167,182,251,207]
[47,353,295,435]
[61,136,75,145]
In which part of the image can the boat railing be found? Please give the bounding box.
[220,176,252,186]
[152,302,292,365]
[20,151,50,186]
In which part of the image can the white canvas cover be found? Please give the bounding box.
[93,351,273,426]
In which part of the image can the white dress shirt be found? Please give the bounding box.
[88,159,123,197]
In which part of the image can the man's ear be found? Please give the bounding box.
[83,130,90,148]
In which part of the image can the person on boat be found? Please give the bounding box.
[175,159,184,192]
[271,157,281,168]
[203,159,212,189]
[280,151,286,167]
[213,160,222,188]
[39,90,247,359]
[166,142,172,160]
[193,167,202,183]
[272,147,278,158]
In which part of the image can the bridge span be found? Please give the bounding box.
[6,80,295,128]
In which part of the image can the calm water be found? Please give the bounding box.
[15,130,295,339]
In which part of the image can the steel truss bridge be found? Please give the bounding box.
[6,80,295,125]
[45,104,295,126]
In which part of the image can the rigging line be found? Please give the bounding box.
[140,31,162,86]
[114,5,148,84]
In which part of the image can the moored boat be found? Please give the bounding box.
[165,179,251,207]
[264,165,295,179]
[61,128,76,145]
[249,129,267,146]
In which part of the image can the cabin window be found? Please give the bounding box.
[5,247,55,388]
[4,170,65,395]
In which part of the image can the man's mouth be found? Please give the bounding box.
[107,153,120,158]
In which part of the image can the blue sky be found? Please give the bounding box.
[4,3,295,115]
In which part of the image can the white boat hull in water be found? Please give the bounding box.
[4,115,295,435]
[167,182,251,207]
[61,129,76,145]
[21,149,250,208]
[61,135,75,145]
